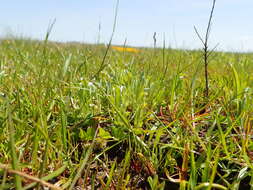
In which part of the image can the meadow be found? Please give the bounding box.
[0,38,253,190]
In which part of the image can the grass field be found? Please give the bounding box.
[0,38,253,190]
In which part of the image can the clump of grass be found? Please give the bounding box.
[0,35,253,190]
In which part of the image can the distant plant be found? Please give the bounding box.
[194,0,218,99]
[111,46,140,53]
[93,0,119,79]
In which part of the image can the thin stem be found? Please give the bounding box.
[194,0,217,99]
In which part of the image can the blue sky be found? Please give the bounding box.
[0,0,253,51]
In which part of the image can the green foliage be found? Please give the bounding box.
[148,175,165,190]
[0,38,253,189]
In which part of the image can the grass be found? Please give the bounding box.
[0,38,253,189]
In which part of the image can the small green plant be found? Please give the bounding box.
[148,175,165,190]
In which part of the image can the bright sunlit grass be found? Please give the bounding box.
[0,38,253,190]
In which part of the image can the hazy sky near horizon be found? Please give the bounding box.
[0,0,253,51]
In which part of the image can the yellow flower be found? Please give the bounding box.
[112,46,140,53]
